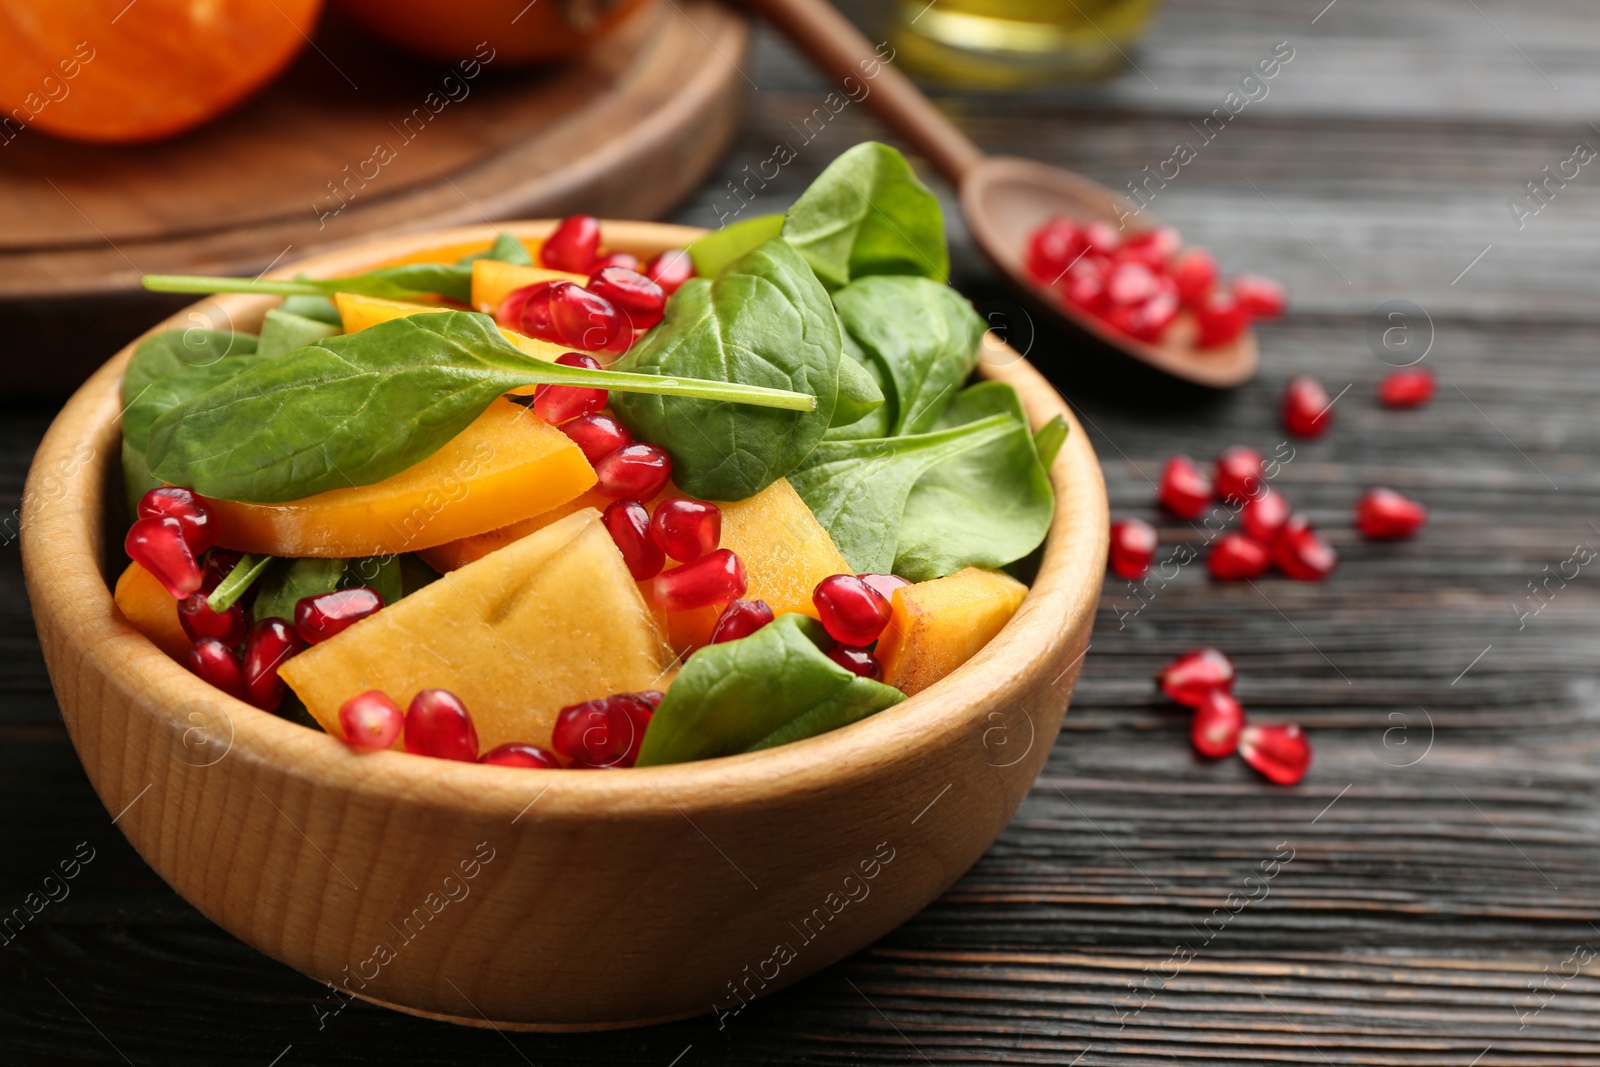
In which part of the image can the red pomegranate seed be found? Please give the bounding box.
[1282,375,1333,438]
[1355,488,1427,540]
[1083,219,1121,254]
[404,689,480,761]
[1026,217,1085,282]
[1213,445,1264,504]
[1196,290,1250,348]
[295,587,384,645]
[1208,533,1271,580]
[1272,514,1337,580]
[532,352,608,425]
[1107,286,1179,343]
[653,549,747,612]
[1157,648,1235,707]
[540,215,601,273]
[650,498,721,562]
[242,618,305,712]
[1191,689,1245,759]
[137,486,214,555]
[1240,486,1291,542]
[1120,227,1181,267]
[594,251,640,272]
[1239,723,1311,785]
[551,693,654,767]
[587,266,667,331]
[560,412,633,465]
[644,249,695,294]
[828,644,882,679]
[813,574,892,646]
[710,598,775,643]
[201,549,242,594]
[858,573,910,604]
[187,637,247,701]
[1158,455,1212,520]
[479,742,562,768]
[505,280,553,335]
[1057,255,1109,312]
[1378,368,1435,409]
[602,499,665,580]
[1171,248,1219,306]
[177,593,246,647]
[126,516,203,598]
[545,281,629,353]
[1109,518,1158,579]
[1107,260,1161,306]
[595,443,672,499]
[338,690,403,751]
[1232,274,1286,318]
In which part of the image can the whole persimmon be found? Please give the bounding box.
[332,0,650,66]
[0,0,323,144]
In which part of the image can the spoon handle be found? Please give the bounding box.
[736,0,985,183]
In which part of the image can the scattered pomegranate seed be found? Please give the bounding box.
[1355,488,1427,540]
[828,644,882,679]
[201,549,242,594]
[241,618,305,712]
[1282,375,1334,438]
[593,251,640,272]
[587,266,667,331]
[650,498,721,562]
[404,689,480,762]
[813,574,892,646]
[541,215,601,273]
[137,486,214,556]
[1239,723,1311,785]
[177,593,247,646]
[1240,486,1291,542]
[338,691,403,751]
[1158,648,1235,707]
[595,443,672,499]
[1195,290,1249,348]
[479,742,562,768]
[1171,248,1218,306]
[1121,227,1181,267]
[1158,455,1212,519]
[1378,368,1435,409]
[858,573,910,604]
[533,352,608,425]
[1209,533,1271,581]
[559,412,633,465]
[1272,514,1337,581]
[1191,690,1245,759]
[602,499,665,580]
[644,249,695,294]
[126,516,203,598]
[1026,217,1085,282]
[1232,274,1287,319]
[709,598,775,643]
[187,637,247,701]
[295,587,384,645]
[1083,219,1121,254]
[1213,446,1264,504]
[1109,518,1158,580]
[653,549,747,612]
[551,692,654,767]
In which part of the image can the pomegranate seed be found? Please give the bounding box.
[242,618,305,712]
[709,598,775,643]
[1158,455,1212,519]
[1083,219,1121,254]
[1272,514,1337,581]
[1195,290,1250,348]
[505,281,552,334]
[177,592,246,646]
[542,281,628,353]
[1120,227,1181,267]
[1208,533,1271,581]
[828,644,882,679]
[1282,375,1333,438]
[594,251,640,272]
[653,549,746,612]
[540,215,601,273]
[404,689,480,761]
[1239,723,1311,785]
[1157,648,1235,707]
[1107,260,1161,306]
[1213,446,1264,504]
[602,499,665,580]
[1191,689,1245,759]
[532,352,608,425]
[644,249,695,294]
[587,266,667,331]
[560,412,633,465]
[137,486,214,555]
[1355,488,1427,540]
[338,690,403,751]
[650,498,721,562]
[595,443,672,499]
[1109,518,1158,579]
[1378,368,1435,409]
[858,573,910,603]
[1232,274,1286,319]
[126,516,202,598]
[551,693,654,767]
[201,549,242,594]
[1026,217,1085,282]
[1171,248,1219,306]
[813,574,892,646]
[1240,486,1291,542]
[187,638,247,701]
[479,742,562,768]
[295,587,384,645]
[1107,287,1179,343]
[1057,253,1110,312]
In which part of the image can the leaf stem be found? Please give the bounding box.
[144,275,335,297]
[506,365,817,411]
[207,553,272,613]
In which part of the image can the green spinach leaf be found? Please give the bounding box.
[343,554,404,606]
[831,335,887,429]
[1033,414,1069,468]
[825,332,894,440]
[456,232,533,267]
[258,308,340,358]
[687,213,783,278]
[280,294,341,325]
[123,329,259,409]
[251,558,345,623]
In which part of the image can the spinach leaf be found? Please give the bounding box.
[258,308,339,358]
[280,294,341,325]
[833,275,983,435]
[635,614,903,765]
[608,237,843,501]
[831,335,887,429]
[207,553,271,613]
[251,558,345,623]
[781,142,948,291]
[825,332,894,440]
[456,232,533,267]
[1033,414,1069,468]
[123,328,259,409]
[344,554,404,606]
[789,414,1013,574]
[687,213,783,277]
[893,382,1055,582]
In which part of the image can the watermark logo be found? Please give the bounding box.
[1366,299,1433,367]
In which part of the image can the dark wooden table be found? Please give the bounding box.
[5,1,1599,1062]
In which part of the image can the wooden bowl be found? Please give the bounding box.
[21,222,1108,1030]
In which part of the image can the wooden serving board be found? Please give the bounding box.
[0,0,748,395]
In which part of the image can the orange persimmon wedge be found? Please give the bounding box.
[470,259,586,315]
[417,488,612,573]
[333,291,572,362]
[877,567,1028,696]
[113,562,189,661]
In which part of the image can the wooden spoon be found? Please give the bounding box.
[738,0,1259,388]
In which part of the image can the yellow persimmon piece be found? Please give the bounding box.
[470,259,585,315]
[877,567,1028,696]
[282,508,671,752]
[333,291,571,364]
[207,398,596,557]
[418,488,611,573]
[113,562,189,661]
